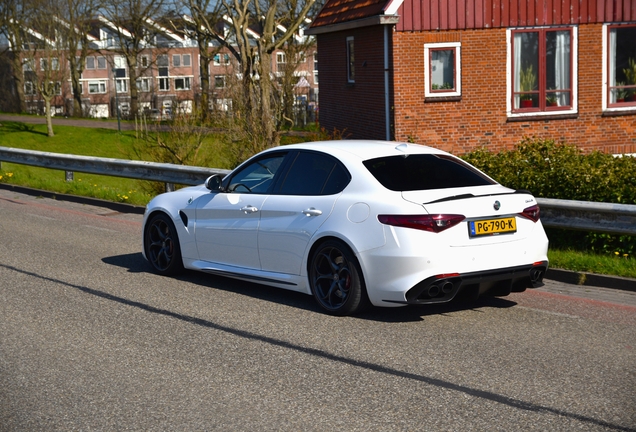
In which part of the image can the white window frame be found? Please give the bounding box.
[183,54,191,67]
[602,23,636,112]
[88,80,107,94]
[174,76,191,90]
[86,56,95,69]
[424,42,461,98]
[214,75,225,88]
[506,26,578,118]
[172,54,181,67]
[24,81,36,95]
[115,78,128,93]
[158,77,170,91]
[97,56,107,69]
[137,77,151,92]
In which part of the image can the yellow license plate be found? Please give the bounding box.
[469,217,517,237]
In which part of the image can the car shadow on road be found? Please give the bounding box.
[103,252,519,322]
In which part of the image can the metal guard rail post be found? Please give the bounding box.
[1,146,635,235]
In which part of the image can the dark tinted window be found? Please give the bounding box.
[277,152,351,195]
[363,154,495,191]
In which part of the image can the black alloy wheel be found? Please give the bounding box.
[309,240,367,315]
[144,213,184,276]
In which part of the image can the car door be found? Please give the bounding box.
[258,151,351,275]
[194,152,287,270]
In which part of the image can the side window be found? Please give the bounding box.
[424,42,461,98]
[227,153,286,194]
[606,24,636,108]
[510,27,575,113]
[277,152,351,196]
[346,36,355,83]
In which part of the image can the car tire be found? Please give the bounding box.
[309,240,368,316]
[144,212,184,276]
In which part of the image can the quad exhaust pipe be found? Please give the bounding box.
[427,281,455,298]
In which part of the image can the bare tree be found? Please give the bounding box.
[57,0,101,117]
[22,3,69,136]
[197,0,316,152]
[176,0,223,121]
[101,0,168,116]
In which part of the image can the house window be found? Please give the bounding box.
[116,79,128,93]
[88,80,107,94]
[158,77,170,91]
[140,55,149,68]
[346,36,354,83]
[97,56,107,69]
[606,24,636,107]
[313,52,318,84]
[157,54,169,67]
[173,54,181,67]
[86,56,95,69]
[213,53,230,66]
[175,77,191,90]
[40,58,47,71]
[183,54,191,67]
[113,56,127,77]
[24,81,36,95]
[511,27,574,112]
[424,43,461,97]
[214,75,225,88]
[137,77,151,92]
[22,59,34,71]
[276,52,286,70]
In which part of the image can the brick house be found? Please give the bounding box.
[307,0,636,154]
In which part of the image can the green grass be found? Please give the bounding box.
[0,120,227,206]
[1,119,634,279]
[548,248,636,279]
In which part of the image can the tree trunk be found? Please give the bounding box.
[9,53,27,113]
[44,97,54,137]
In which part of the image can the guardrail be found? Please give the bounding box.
[0,146,230,191]
[1,146,635,235]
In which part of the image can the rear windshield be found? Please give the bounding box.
[363,154,496,191]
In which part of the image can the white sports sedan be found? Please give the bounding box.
[142,140,549,315]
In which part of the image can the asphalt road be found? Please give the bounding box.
[1,188,635,431]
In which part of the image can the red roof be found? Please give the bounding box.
[310,0,393,28]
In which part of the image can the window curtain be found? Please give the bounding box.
[609,29,617,102]
[554,31,570,106]
[514,34,522,108]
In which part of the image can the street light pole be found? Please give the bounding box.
[112,68,121,132]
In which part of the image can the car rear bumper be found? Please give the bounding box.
[384,261,549,305]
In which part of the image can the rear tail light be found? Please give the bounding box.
[519,204,540,222]
[378,214,465,233]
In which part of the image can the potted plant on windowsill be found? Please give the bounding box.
[624,58,636,102]
[615,82,627,103]
[519,65,536,108]
[546,92,558,107]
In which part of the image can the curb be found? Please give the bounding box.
[0,183,146,215]
[546,268,636,293]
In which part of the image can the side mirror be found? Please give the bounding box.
[204,174,224,191]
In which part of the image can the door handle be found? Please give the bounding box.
[302,208,323,217]
[240,205,259,214]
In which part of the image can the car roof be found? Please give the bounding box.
[273,140,448,161]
